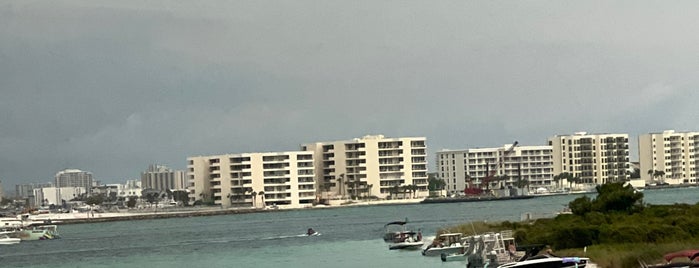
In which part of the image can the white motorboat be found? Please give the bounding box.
[422,233,466,256]
[497,255,589,268]
[0,231,20,245]
[441,230,520,265]
[388,231,424,250]
[13,225,61,241]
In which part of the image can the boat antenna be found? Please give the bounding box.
[470,221,477,235]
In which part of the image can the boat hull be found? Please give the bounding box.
[422,245,464,256]
[497,256,588,268]
[389,241,424,250]
[441,252,467,262]
[0,238,21,245]
[13,225,60,241]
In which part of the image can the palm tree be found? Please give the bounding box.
[366,184,373,199]
[250,191,257,208]
[337,174,345,198]
[553,174,562,190]
[345,179,359,200]
[390,184,400,199]
[464,174,472,190]
[410,184,418,198]
[515,178,529,191]
[653,170,666,184]
[258,191,265,207]
[199,193,207,203]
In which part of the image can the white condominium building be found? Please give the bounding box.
[436,144,553,195]
[301,135,428,199]
[187,151,315,209]
[548,132,630,185]
[639,130,699,184]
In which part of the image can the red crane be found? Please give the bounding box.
[464,141,518,195]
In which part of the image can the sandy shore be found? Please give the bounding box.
[20,198,426,225]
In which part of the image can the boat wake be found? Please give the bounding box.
[259,233,321,240]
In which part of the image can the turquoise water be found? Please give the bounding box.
[2,187,698,268]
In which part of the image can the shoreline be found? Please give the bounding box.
[19,198,428,225]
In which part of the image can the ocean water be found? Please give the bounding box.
[1,187,697,268]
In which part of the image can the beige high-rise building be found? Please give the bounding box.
[436,144,553,195]
[55,169,93,193]
[141,164,187,191]
[548,132,629,186]
[187,151,315,209]
[639,130,699,185]
[301,135,428,199]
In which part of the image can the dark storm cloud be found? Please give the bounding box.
[1,1,698,189]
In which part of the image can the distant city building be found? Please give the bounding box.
[117,179,142,198]
[15,182,53,199]
[639,130,699,185]
[55,169,93,193]
[302,135,428,199]
[92,184,120,199]
[548,132,630,186]
[436,144,553,195]
[187,151,316,209]
[33,186,87,207]
[141,165,187,191]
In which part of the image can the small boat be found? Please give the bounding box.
[641,249,699,267]
[497,255,589,268]
[0,231,20,245]
[305,228,320,236]
[388,231,424,250]
[383,220,409,242]
[441,230,520,264]
[422,233,466,256]
[12,225,61,241]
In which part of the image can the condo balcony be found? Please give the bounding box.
[263,179,290,186]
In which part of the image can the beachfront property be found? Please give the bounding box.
[15,183,53,199]
[187,151,316,209]
[32,186,87,206]
[141,164,187,191]
[55,169,94,194]
[548,132,630,186]
[301,135,429,200]
[638,130,699,185]
[436,144,554,196]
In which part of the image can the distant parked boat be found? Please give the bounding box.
[640,249,699,268]
[388,230,424,250]
[422,233,465,256]
[0,231,21,245]
[383,219,409,242]
[497,255,590,268]
[13,225,61,241]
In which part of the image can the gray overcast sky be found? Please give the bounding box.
[1,1,698,189]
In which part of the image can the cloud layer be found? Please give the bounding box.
[1,1,698,188]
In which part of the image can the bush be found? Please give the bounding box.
[598,224,647,243]
[569,196,592,216]
[590,182,644,213]
[549,225,599,249]
[584,211,609,226]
